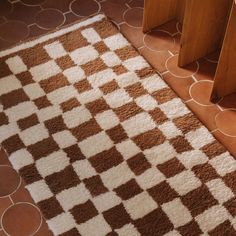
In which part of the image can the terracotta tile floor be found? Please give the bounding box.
[0,0,236,235]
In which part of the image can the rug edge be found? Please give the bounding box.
[0,14,106,59]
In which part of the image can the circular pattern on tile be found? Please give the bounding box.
[144,30,175,52]
[21,0,46,6]
[123,7,143,27]
[128,0,144,8]
[166,55,199,78]
[0,166,21,197]
[1,202,42,236]
[109,0,128,4]
[9,2,42,25]
[0,21,29,43]
[70,0,100,17]
[111,20,120,30]
[35,9,65,30]
[189,80,216,106]
[215,110,236,137]
[0,0,12,16]
[176,22,182,34]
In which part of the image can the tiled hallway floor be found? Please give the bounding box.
[0,0,236,235]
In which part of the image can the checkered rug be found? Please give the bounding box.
[0,14,236,236]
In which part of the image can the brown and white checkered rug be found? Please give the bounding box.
[0,14,236,236]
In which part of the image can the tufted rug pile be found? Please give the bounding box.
[0,14,236,236]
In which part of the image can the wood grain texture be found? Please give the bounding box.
[176,0,186,23]
[143,0,185,32]
[178,0,232,67]
[211,3,236,99]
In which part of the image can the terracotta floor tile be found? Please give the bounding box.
[194,58,217,81]
[0,149,11,166]
[189,80,220,106]
[0,39,13,51]
[120,23,144,49]
[162,72,194,101]
[0,0,12,17]
[0,230,7,236]
[64,12,83,25]
[107,0,129,4]
[139,47,171,73]
[1,203,42,236]
[155,20,179,35]
[123,7,143,28]
[185,100,220,131]
[21,0,46,5]
[101,0,128,24]
[212,130,236,157]
[218,93,236,110]
[28,24,49,38]
[34,220,53,236]
[166,55,199,78]
[0,166,21,197]
[0,21,29,43]
[11,182,34,204]
[204,50,220,63]
[42,0,73,12]
[215,110,236,137]
[128,0,144,8]
[0,197,12,220]
[35,9,65,30]
[176,22,182,33]
[171,33,181,54]
[7,2,41,25]
[71,0,100,17]
[144,30,175,52]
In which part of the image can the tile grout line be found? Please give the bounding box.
[9,196,14,205]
